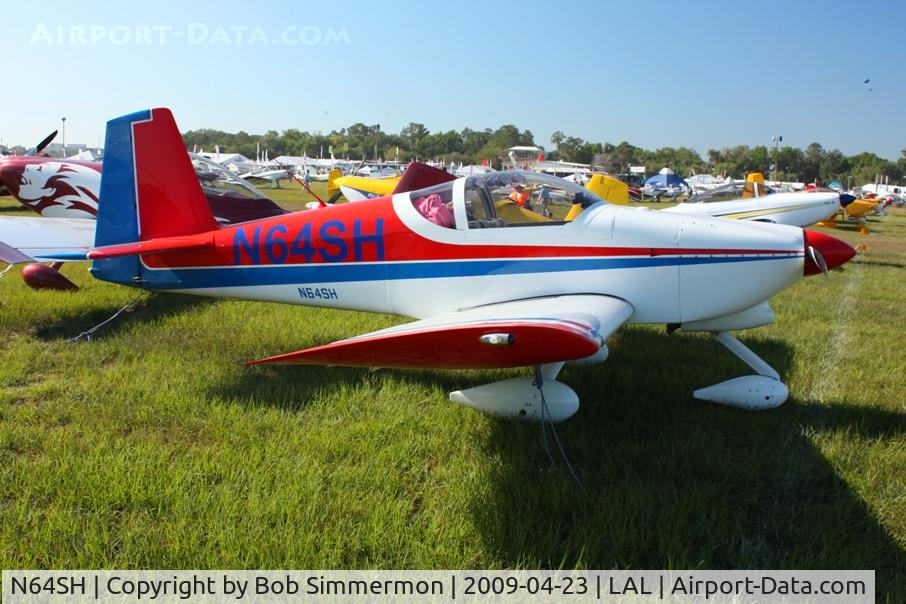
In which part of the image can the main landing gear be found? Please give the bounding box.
[693,331,788,410]
[449,360,580,422]
[447,327,788,424]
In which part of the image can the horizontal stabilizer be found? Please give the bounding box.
[87,231,215,260]
[0,240,34,264]
[0,216,95,264]
[249,294,633,370]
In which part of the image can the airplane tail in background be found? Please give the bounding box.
[93,108,220,285]
[392,162,456,194]
[585,174,629,205]
[742,172,766,198]
[326,168,342,200]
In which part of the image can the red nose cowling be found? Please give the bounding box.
[803,229,857,276]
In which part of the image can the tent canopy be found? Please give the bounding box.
[643,172,688,188]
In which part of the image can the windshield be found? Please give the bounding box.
[463,171,604,227]
[190,154,270,200]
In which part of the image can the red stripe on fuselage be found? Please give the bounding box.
[141,196,800,269]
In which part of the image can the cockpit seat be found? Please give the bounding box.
[468,218,507,229]
[494,199,552,224]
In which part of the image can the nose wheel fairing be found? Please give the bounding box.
[693,331,788,410]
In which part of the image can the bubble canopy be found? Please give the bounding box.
[408,171,606,230]
[190,154,270,200]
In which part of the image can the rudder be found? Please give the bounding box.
[326,168,342,199]
[93,107,219,285]
[586,174,629,205]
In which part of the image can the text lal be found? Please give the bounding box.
[607,576,655,595]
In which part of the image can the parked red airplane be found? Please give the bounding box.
[68,108,855,418]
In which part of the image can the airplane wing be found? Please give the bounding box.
[248,294,634,369]
[240,170,291,182]
[0,216,95,263]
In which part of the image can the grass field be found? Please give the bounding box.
[1,190,904,599]
[250,179,331,210]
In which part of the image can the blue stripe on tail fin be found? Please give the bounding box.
[92,109,151,286]
[92,108,220,287]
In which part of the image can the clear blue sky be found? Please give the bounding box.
[2,0,904,159]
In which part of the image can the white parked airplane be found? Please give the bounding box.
[65,108,857,421]
[663,180,840,227]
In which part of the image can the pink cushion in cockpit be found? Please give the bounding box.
[416,193,454,227]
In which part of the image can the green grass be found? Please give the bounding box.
[252,179,332,210]
[0,196,904,599]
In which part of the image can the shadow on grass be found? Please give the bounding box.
[205,324,904,594]
[471,328,906,595]
[33,292,214,341]
[855,260,906,269]
[827,223,877,234]
[210,364,375,411]
[211,361,495,413]
[0,205,32,215]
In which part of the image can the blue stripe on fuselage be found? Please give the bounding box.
[136,254,800,290]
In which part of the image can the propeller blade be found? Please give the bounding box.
[808,245,829,276]
[25,130,58,157]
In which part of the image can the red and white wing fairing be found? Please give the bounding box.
[248,294,633,369]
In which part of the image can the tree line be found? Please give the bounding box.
[182,123,906,185]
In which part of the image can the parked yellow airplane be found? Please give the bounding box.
[817,195,877,233]
[843,198,877,219]
[328,170,400,202]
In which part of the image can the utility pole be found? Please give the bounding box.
[61,117,67,157]
[373,124,380,161]
[771,135,782,183]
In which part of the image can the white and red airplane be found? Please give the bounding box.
[79,108,855,421]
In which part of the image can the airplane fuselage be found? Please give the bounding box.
[108,192,807,326]
[664,190,840,227]
[84,108,856,416]
[0,156,101,218]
